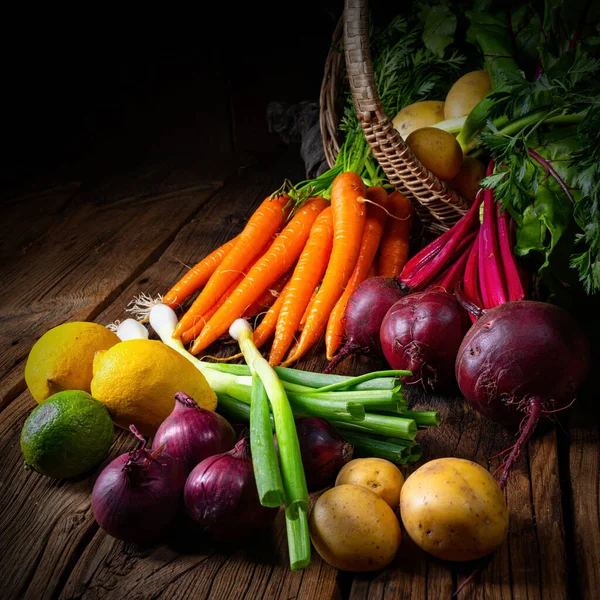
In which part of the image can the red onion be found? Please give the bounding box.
[184,437,278,541]
[275,417,353,491]
[153,391,235,474]
[380,290,470,391]
[91,425,186,543]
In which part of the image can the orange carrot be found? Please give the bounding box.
[299,288,318,330]
[162,235,240,308]
[179,243,271,344]
[367,262,377,278]
[281,172,367,367]
[268,206,334,366]
[251,277,294,349]
[179,280,239,344]
[325,186,388,360]
[190,197,329,354]
[377,190,414,278]
[242,267,294,320]
[174,195,290,337]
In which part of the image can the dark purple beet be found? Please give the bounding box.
[324,276,404,373]
[456,300,590,427]
[455,300,590,488]
[379,290,470,391]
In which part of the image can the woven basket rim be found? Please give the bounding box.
[319,1,471,234]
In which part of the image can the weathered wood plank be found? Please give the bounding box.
[0,391,132,600]
[0,179,222,409]
[565,358,600,600]
[1,182,82,260]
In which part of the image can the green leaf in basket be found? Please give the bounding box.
[420,4,457,58]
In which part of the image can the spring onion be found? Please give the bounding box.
[229,318,310,571]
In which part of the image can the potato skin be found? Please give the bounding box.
[309,484,401,571]
[335,457,404,510]
[444,71,492,120]
[392,100,445,140]
[449,156,487,203]
[400,458,508,562]
[406,128,463,180]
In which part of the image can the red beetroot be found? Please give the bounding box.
[380,290,470,391]
[455,300,590,488]
[324,276,404,373]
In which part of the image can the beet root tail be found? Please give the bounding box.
[323,343,359,374]
[497,396,542,490]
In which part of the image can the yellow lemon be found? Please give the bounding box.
[25,322,120,403]
[91,339,217,436]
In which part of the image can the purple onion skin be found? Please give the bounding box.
[324,277,405,373]
[380,290,470,391]
[153,392,235,474]
[275,417,353,491]
[184,437,278,541]
[92,443,186,544]
[456,301,590,427]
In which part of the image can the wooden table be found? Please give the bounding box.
[1,154,598,600]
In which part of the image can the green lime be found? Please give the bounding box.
[20,390,114,479]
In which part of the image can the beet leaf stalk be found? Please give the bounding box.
[478,161,508,308]
[496,204,525,301]
[400,192,483,291]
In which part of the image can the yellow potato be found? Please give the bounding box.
[392,100,445,140]
[309,484,401,572]
[444,71,492,120]
[335,457,404,510]
[406,127,463,180]
[400,458,508,562]
[448,156,487,203]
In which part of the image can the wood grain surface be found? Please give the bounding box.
[0,165,596,600]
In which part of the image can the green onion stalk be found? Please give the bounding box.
[229,318,311,571]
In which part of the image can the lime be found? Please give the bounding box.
[20,390,115,479]
[25,321,120,403]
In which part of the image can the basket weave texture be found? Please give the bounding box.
[320,0,470,234]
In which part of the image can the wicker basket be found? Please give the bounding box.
[319,0,470,234]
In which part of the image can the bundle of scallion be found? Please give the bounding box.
[143,304,439,569]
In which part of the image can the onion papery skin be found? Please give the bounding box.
[153,391,235,474]
[91,447,186,544]
[183,437,279,541]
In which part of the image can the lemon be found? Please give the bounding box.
[25,322,120,403]
[91,339,217,436]
[21,390,114,479]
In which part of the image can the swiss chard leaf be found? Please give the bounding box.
[420,4,458,58]
[466,9,522,87]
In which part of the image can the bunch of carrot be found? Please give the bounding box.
[162,171,414,366]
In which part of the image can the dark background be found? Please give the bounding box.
[2,2,348,192]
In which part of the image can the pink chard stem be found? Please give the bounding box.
[496,204,526,301]
[401,192,484,291]
[462,228,483,322]
[426,231,476,293]
[478,160,507,309]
